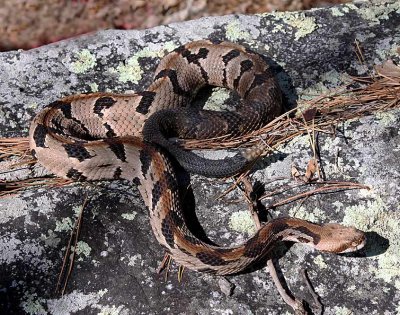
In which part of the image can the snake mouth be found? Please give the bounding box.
[338,235,367,254]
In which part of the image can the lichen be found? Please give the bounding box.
[376,110,398,127]
[89,82,99,92]
[280,134,310,153]
[0,197,28,224]
[0,232,22,264]
[274,11,318,41]
[203,87,231,111]
[115,57,143,84]
[54,217,74,232]
[225,20,251,41]
[47,289,107,314]
[97,305,125,315]
[331,7,345,17]
[329,305,352,315]
[112,42,177,84]
[121,211,137,220]
[20,292,46,315]
[127,254,142,267]
[289,205,327,222]
[356,1,400,25]
[341,196,400,284]
[39,230,61,248]
[228,210,256,235]
[74,241,92,258]
[313,254,328,269]
[69,49,96,74]
[299,69,346,101]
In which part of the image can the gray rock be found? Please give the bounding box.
[1,1,399,314]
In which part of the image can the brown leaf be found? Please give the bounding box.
[302,107,318,121]
[376,59,400,79]
[291,165,301,179]
[305,158,318,182]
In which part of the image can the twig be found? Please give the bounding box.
[240,176,307,314]
[263,181,370,209]
[56,194,88,296]
[301,269,323,315]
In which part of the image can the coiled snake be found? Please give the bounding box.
[29,40,365,275]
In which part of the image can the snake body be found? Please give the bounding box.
[29,40,365,275]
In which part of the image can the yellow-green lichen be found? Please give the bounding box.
[27,102,38,109]
[73,241,92,258]
[121,211,137,220]
[356,2,400,25]
[372,31,400,61]
[225,20,251,41]
[280,134,310,153]
[98,305,125,315]
[341,197,400,285]
[376,111,398,127]
[70,49,96,74]
[89,82,99,92]
[289,205,327,222]
[112,42,177,84]
[275,11,318,41]
[203,87,231,111]
[228,210,256,235]
[39,230,61,248]
[54,217,74,232]
[115,57,143,84]
[330,306,352,315]
[299,69,347,101]
[313,254,328,269]
[331,7,345,17]
[162,41,178,53]
[127,254,142,267]
[20,292,46,315]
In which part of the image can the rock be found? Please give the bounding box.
[0,1,399,314]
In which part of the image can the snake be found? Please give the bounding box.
[29,40,366,275]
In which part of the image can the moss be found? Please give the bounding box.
[225,20,251,41]
[69,49,96,74]
[228,210,256,235]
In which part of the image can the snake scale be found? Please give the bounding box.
[29,40,365,275]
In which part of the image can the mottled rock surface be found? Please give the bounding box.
[1,1,399,314]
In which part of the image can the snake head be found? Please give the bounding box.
[316,223,366,253]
